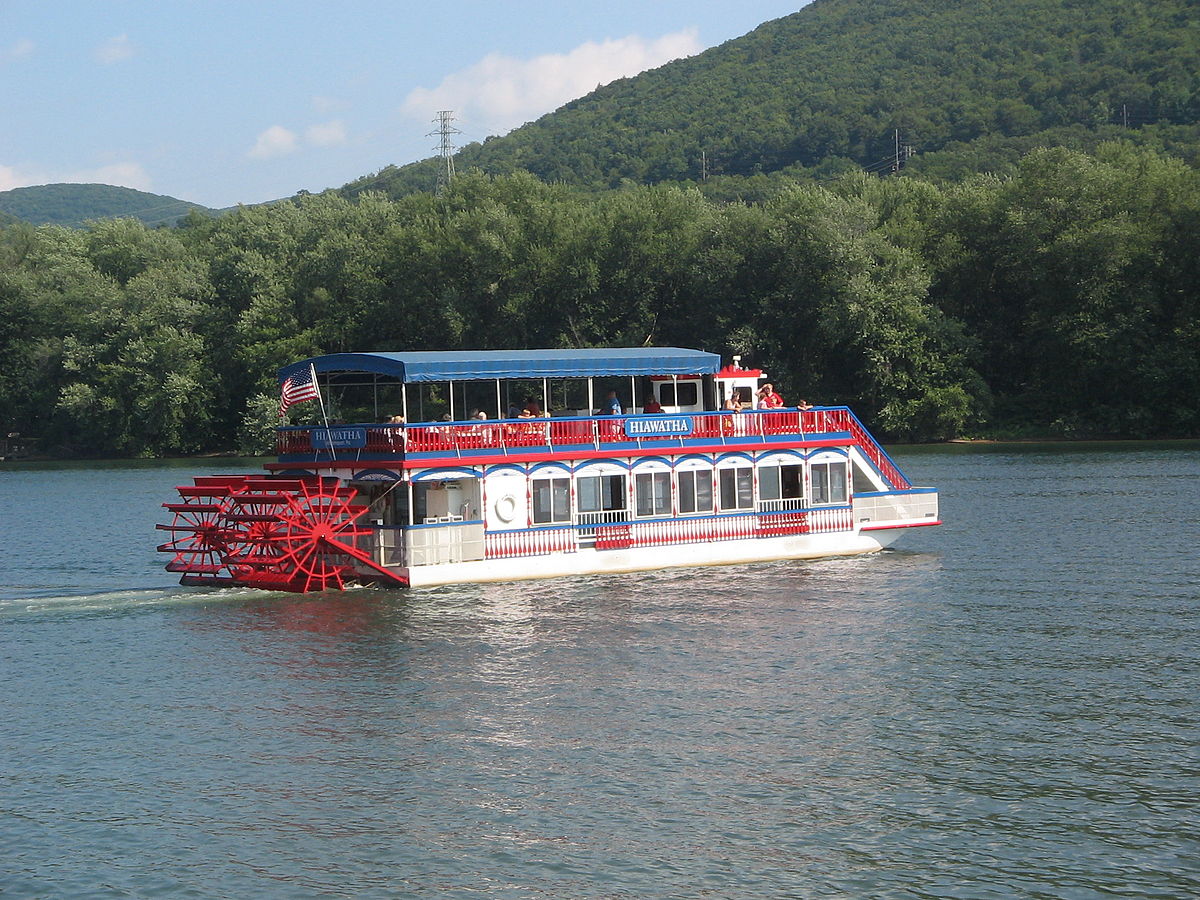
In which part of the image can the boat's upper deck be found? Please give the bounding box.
[275,406,913,490]
[272,347,914,490]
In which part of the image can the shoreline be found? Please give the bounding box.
[4,436,1200,465]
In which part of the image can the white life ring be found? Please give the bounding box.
[494,493,517,523]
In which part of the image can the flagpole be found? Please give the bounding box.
[311,363,330,430]
[310,363,335,459]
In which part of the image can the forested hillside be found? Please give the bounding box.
[346,0,1200,198]
[0,184,212,228]
[1,0,1198,457]
[1,143,1197,458]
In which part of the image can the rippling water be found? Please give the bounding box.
[2,446,1198,898]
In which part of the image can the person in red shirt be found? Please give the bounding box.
[757,383,784,408]
[643,394,663,413]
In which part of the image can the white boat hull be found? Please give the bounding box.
[401,527,894,587]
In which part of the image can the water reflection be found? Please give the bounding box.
[4,446,1199,897]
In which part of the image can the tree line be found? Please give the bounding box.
[0,142,1197,458]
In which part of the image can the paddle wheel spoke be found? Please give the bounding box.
[270,478,371,592]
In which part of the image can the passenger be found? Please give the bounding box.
[525,397,543,417]
[604,390,623,415]
[723,394,743,413]
[517,407,535,419]
[473,410,487,420]
[643,394,663,414]
[506,402,522,419]
[386,415,406,450]
[797,399,814,411]
[757,383,784,409]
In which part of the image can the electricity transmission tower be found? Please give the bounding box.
[430,110,461,196]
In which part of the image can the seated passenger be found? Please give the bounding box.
[643,394,663,414]
[797,398,814,410]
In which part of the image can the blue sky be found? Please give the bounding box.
[0,1,807,209]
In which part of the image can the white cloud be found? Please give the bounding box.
[311,95,346,114]
[0,161,152,192]
[1,38,35,64]
[0,165,31,191]
[401,28,702,137]
[306,120,347,147]
[95,34,134,64]
[248,125,299,159]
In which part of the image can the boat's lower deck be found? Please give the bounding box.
[395,524,912,587]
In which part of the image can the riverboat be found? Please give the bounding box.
[157,348,940,591]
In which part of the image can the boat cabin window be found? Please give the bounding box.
[659,383,698,407]
[635,472,671,517]
[811,461,848,505]
[414,478,479,522]
[676,468,713,514]
[718,466,754,511]
[728,386,754,406]
[758,464,804,508]
[577,474,627,514]
[531,476,571,525]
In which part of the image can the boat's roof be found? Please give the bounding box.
[280,348,721,384]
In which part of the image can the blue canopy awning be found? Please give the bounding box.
[279,348,721,384]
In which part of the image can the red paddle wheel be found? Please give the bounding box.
[156,475,253,586]
[158,475,407,592]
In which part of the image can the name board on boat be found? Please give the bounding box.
[624,415,693,438]
[311,426,367,449]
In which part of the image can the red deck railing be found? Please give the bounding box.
[276,406,911,489]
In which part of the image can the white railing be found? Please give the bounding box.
[365,526,406,567]
[757,497,805,513]
[575,509,630,527]
[853,491,939,526]
[408,522,486,565]
[485,527,577,559]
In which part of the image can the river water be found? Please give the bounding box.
[1,445,1197,898]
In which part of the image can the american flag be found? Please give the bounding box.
[279,366,321,417]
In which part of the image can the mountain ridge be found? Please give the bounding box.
[0,183,215,228]
[344,0,1200,197]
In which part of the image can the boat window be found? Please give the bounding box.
[635,472,671,517]
[577,474,627,513]
[531,477,571,525]
[718,466,754,511]
[758,464,804,502]
[677,468,713,514]
[659,383,698,406]
[852,459,880,493]
[811,461,848,504]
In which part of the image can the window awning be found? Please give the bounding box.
[279,348,721,384]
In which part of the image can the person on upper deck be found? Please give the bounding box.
[604,390,623,415]
[797,399,813,410]
[643,394,663,414]
[757,383,783,409]
[723,394,743,413]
